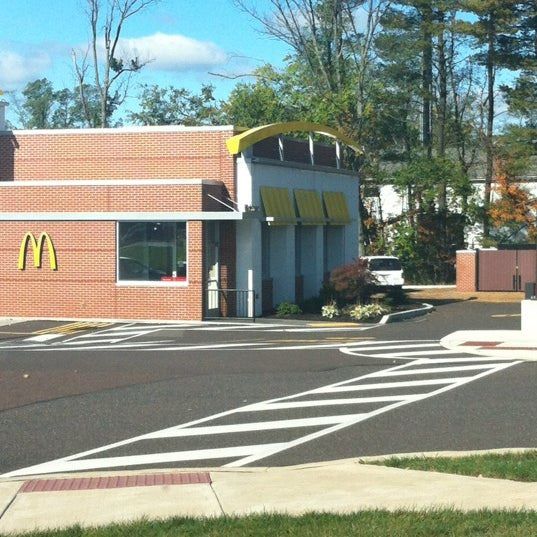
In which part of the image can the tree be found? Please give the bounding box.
[15,79,55,129]
[222,65,300,127]
[235,0,391,140]
[489,126,537,243]
[129,84,224,126]
[499,0,537,129]
[72,0,160,127]
[12,79,101,129]
[458,0,519,238]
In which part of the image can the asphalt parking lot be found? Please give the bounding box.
[1,299,532,477]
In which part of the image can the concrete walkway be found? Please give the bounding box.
[2,455,537,534]
[442,330,537,361]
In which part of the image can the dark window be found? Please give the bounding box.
[118,222,187,282]
[368,258,401,271]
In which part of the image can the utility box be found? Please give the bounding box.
[525,282,537,300]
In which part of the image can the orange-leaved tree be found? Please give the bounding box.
[489,156,537,243]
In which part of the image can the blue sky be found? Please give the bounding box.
[0,0,291,122]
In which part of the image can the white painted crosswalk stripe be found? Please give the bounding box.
[3,339,521,478]
[248,395,414,411]
[147,415,366,438]
[313,378,474,393]
[382,349,465,357]
[370,363,512,377]
[9,444,288,475]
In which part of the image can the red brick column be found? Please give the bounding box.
[456,250,477,292]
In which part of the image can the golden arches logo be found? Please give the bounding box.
[18,232,58,271]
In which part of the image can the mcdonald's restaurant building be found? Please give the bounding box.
[0,120,360,321]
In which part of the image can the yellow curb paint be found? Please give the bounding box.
[33,322,112,335]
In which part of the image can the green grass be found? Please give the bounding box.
[371,451,537,482]
[9,511,537,537]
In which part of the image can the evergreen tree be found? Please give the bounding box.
[458,0,520,238]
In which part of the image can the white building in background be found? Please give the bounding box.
[364,173,537,249]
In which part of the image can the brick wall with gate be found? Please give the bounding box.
[456,248,537,292]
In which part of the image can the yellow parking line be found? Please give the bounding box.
[33,322,112,335]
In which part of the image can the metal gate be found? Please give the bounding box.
[205,288,255,319]
[477,248,537,291]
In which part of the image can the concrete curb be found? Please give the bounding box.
[380,302,434,324]
[3,453,537,533]
[3,449,536,485]
[356,447,537,463]
[404,285,456,290]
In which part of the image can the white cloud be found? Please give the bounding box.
[0,48,52,89]
[116,32,228,72]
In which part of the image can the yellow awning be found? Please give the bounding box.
[294,189,326,225]
[260,186,297,225]
[323,191,351,225]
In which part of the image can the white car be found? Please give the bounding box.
[363,256,405,289]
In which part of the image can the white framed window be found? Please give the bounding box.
[117,222,187,285]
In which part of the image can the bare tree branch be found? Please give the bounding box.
[72,0,160,127]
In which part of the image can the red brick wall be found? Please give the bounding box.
[0,183,228,213]
[0,221,204,321]
[456,251,477,292]
[0,127,241,321]
[0,128,236,198]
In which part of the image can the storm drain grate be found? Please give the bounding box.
[19,472,211,493]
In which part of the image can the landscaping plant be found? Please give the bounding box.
[276,302,302,317]
[343,303,390,321]
[321,301,340,319]
[328,259,377,305]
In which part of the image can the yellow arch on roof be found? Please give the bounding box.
[226,121,362,156]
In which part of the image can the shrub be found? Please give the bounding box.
[343,303,390,321]
[276,302,302,317]
[329,259,377,304]
[300,295,323,314]
[321,301,340,319]
[383,286,408,306]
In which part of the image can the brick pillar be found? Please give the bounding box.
[219,221,236,316]
[188,220,205,319]
[456,250,477,291]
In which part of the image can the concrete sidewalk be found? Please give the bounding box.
[442,330,537,361]
[2,455,537,534]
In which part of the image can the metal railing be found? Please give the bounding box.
[205,288,256,320]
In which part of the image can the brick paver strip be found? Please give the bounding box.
[461,341,501,347]
[19,472,211,493]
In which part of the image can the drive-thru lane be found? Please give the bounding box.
[1,300,532,477]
